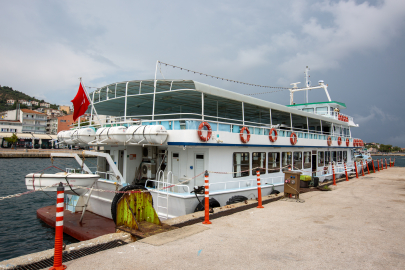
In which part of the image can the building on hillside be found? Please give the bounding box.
[18,99,26,104]
[0,108,47,134]
[0,120,22,133]
[31,101,39,106]
[59,105,71,114]
[6,99,15,105]
[40,102,50,108]
[47,117,58,135]
[367,148,378,153]
[56,114,86,133]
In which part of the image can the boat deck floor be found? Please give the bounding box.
[37,205,115,241]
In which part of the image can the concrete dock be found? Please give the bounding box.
[61,167,405,269]
[2,167,405,269]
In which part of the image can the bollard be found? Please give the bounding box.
[344,162,349,181]
[390,158,392,167]
[202,170,211,225]
[354,161,359,178]
[385,158,387,169]
[49,182,66,270]
[366,161,370,174]
[381,159,383,170]
[361,161,365,176]
[372,160,376,173]
[256,170,264,208]
[377,160,380,172]
[332,163,336,185]
[394,158,395,166]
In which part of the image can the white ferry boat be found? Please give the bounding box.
[26,70,365,220]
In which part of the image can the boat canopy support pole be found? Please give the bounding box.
[124,82,128,121]
[50,153,92,174]
[83,151,124,184]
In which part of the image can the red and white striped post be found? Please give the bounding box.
[377,160,380,172]
[49,182,66,270]
[354,161,359,178]
[256,170,264,208]
[361,161,365,176]
[344,162,349,181]
[202,170,211,225]
[372,160,376,173]
[332,163,336,185]
[366,161,370,174]
[385,158,387,169]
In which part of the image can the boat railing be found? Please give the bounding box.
[95,171,116,181]
[208,175,284,192]
[145,179,191,194]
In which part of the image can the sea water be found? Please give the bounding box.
[0,158,97,262]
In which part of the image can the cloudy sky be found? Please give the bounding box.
[1,0,405,146]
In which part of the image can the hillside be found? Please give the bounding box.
[0,85,59,112]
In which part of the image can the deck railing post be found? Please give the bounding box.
[354,161,359,178]
[49,182,66,270]
[202,170,211,225]
[344,162,349,181]
[256,170,264,208]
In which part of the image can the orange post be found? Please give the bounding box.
[390,158,392,167]
[385,158,387,169]
[202,170,211,225]
[372,160,376,173]
[256,170,264,208]
[354,161,359,178]
[49,183,66,270]
[332,163,336,185]
[377,160,380,172]
[361,161,365,176]
[394,158,395,166]
[381,159,383,170]
[366,161,370,174]
[344,162,349,181]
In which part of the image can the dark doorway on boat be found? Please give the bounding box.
[312,153,317,177]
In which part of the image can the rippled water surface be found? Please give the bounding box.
[0,158,97,262]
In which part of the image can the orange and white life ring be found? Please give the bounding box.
[197,122,212,142]
[327,136,332,146]
[269,128,278,142]
[240,126,250,143]
[290,132,297,145]
[354,139,357,147]
[346,138,350,147]
[338,137,342,146]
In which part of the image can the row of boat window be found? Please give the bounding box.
[232,151,348,178]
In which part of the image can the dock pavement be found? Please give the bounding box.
[62,167,405,269]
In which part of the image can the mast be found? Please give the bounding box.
[305,66,310,103]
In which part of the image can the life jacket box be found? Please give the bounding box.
[284,171,302,198]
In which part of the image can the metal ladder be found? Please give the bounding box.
[156,170,171,220]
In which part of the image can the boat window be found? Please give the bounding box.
[302,108,314,113]
[282,152,292,172]
[244,103,270,125]
[337,151,343,162]
[173,153,179,158]
[252,152,266,175]
[308,118,321,134]
[316,107,328,115]
[303,152,311,169]
[325,151,330,164]
[233,152,249,178]
[204,94,243,124]
[332,151,337,162]
[343,151,347,162]
[268,152,280,173]
[291,114,308,132]
[272,110,291,129]
[293,152,303,170]
[318,151,324,167]
[196,154,204,159]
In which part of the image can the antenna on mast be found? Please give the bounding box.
[305,66,311,103]
[289,82,301,105]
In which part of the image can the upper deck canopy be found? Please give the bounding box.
[89,79,355,127]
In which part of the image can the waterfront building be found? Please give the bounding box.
[31,101,39,106]
[40,102,50,108]
[6,99,15,105]
[47,117,58,135]
[0,119,22,133]
[0,109,47,134]
[59,105,71,114]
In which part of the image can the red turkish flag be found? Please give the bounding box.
[71,82,90,122]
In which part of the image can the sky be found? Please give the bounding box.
[1,0,405,146]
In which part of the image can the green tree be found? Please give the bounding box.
[4,133,18,148]
[392,146,401,152]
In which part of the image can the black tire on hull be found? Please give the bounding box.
[194,198,221,212]
[270,190,280,195]
[226,195,248,205]
[111,185,149,225]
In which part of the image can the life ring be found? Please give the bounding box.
[269,128,278,142]
[327,136,332,146]
[240,126,250,143]
[290,132,297,145]
[338,137,342,146]
[197,122,212,142]
[346,138,350,147]
[354,139,357,147]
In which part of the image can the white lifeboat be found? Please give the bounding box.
[57,130,75,145]
[126,125,168,145]
[71,128,96,144]
[25,172,100,195]
[95,126,127,144]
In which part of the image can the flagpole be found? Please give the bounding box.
[79,78,102,126]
